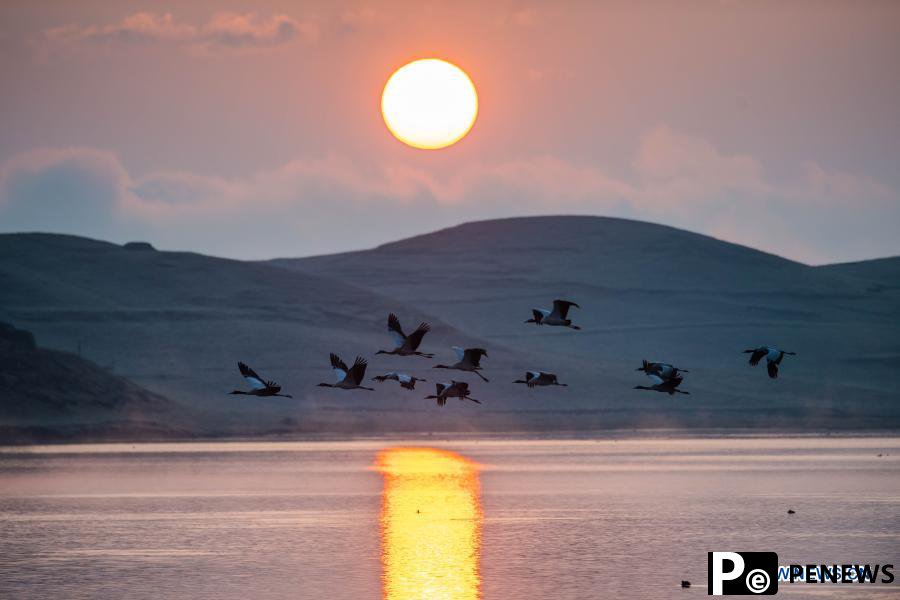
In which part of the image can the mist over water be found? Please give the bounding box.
[1,438,898,599]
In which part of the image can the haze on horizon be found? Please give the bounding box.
[1,0,898,264]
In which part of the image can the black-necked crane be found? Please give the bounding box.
[317,353,374,390]
[524,299,581,329]
[371,371,426,390]
[513,371,568,387]
[636,360,689,380]
[376,313,434,358]
[633,373,690,395]
[425,381,481,406]
[434,347,489,382]
[229,362,292,398]
[744,346,796,379]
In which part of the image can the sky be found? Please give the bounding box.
[1,1,898,264]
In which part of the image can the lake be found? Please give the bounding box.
[1,437,898,599]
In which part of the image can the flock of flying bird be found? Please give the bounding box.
[229,299,797,406]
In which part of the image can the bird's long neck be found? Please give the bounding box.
[230,390,247,395]
[317,383,333,388]
[434,364,448,369]
[513,380,526,384]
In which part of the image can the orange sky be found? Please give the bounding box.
[0,1,898,263]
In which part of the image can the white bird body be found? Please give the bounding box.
[434,346,489,381]
[425,381,480,406]
[230,362,292,398]
[744,346,796,379]
[371,371,426,390]
[525,299,581,329]
[637,360,688,380]
[318,353,375,391]
[377,313,433,358]
[634,373,690,395]
[514,371,567,388]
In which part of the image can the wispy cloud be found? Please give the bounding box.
[1,128,897,263]
[43,12,317,53]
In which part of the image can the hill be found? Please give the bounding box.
[0,322,183,442]
[0,233,517,435]
[273,216,900,430]
[816,256,900,289]
[2,217,899,437]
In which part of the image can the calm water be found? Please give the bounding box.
[0,437,898,599]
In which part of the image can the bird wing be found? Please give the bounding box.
[551,299,579,319]
[348,356,368,385]
[387,313,406,349]
[464,348,487,367]
[454,381,470,394]
[405,322,430,351]
[397,373,412,383]
[749,348,766,366]
[238,362,267,390]
[452,346,466,361]
[767,361,779,379]
[526,371,540,381]
[330,353,349,383]
[435,383,447,396]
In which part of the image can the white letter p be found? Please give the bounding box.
[711,552,745,595]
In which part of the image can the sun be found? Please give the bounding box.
[381,58,478,150]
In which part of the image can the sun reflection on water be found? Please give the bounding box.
[376,447,483,600]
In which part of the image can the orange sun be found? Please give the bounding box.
[381,59,478,150]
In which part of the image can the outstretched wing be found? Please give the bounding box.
[238,362,267,390]
[435,383,447,396]
[464,348,487,367]
[387,313,406,349]
[349,356,368,385]
[405,322,430,351]
[552,299,580,319]
[767,361,779,379]
[330,353,349,383]
[749,348,766,366]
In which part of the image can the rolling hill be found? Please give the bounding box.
[1,216,898,438]
[273,216,900,430]
[0,321,183,442]
[0,233,521,435]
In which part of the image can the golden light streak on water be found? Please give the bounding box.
[376,447,483,600]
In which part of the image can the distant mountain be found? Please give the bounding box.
[2,217,898,438]
[0,322,183,442]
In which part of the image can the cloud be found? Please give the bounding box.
[1,129,897,263]
[0,148,131,238]
[43,12,317,53]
